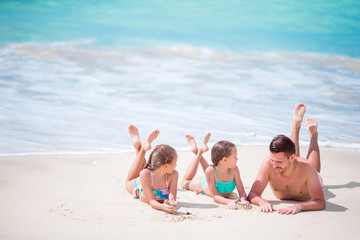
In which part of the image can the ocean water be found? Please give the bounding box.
[0,0,360,155]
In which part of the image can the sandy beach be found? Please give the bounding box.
[1,146,359,240]
[1,1,359,239]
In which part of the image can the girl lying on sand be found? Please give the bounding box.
[125,125,179,213]
[181,133,251,210]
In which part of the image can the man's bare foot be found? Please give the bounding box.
[306,118,318,137]
[186,135,198,154]
[128,124,141,151]
[293,104,306,128]
[143,129,160,151]
[198,133,211,154]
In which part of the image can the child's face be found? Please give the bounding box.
[167,157,178,173]
[226,147,238,168]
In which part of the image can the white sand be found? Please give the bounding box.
[1,146,360,240]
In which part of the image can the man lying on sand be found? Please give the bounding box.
[248,104,326,215]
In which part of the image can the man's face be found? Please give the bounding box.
[269,151,291,174]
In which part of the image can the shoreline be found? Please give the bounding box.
[1,146,359,239]
[1,144,360,157]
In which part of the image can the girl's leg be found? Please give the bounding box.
[181,133,211,190]
[291,104,306,157]
[186,134,210,172]
[129,124,142,154]
[125,126,159,194]
[305,119,321,172]
[125,125,144,194]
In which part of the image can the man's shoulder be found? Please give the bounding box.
[295,157,315,169]
[294,158,318,175]
[257,156,273,174]
[261,156,273,168]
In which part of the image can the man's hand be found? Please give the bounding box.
[259,201,276,213]
[277,204,302,215]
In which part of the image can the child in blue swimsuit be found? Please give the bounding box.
[125,125,179,214]
[181,133,251,210]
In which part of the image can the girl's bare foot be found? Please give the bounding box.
[199,133,211,154]
[143,129,160,151]
[293,104,306,129]
[128,124,141,151]
[186,135,198,154]
[306,118,318,137]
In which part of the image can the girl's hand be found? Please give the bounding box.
[162,200,177,213]
[165,199,179,207]
[227,200,238,210]
[238,200,252,210]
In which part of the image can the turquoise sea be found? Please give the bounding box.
[1,0,360,155]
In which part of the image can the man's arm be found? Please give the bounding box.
[278,167,326,215]
[248,158,276,213]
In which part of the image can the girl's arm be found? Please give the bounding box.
[139,170,176,213]
[204,167,237,206]
[232,166,252,209]
[167,170,179,206]
[232,166,248,202]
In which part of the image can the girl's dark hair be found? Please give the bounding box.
[211,141,236,166]
[145,144,177,170]
[269,134,295,158]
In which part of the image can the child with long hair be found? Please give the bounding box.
[181,133,251,210]
[125,125,179,213]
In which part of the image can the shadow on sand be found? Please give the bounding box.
[177,201,219,209]
[176,188,219,209]
[266,181,360,213]
[323,181,360,212]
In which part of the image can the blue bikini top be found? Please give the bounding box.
[214,166,236,193]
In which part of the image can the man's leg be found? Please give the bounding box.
[291,104,306,157]
[306,118,321,172]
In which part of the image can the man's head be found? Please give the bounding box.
[269,135,295,157]
[269,135,296,174]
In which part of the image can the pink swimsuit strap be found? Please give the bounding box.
[149,170,169,189]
